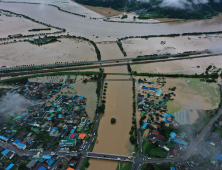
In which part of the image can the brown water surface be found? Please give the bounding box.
[1,3,222,41]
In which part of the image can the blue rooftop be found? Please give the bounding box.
[48,159,55,166]
[2,149,9,155]
[174,138,181,143]
[149,88,156,91]
[13,139,21,144]
[38,166,47,170]
[6,163,14,170]
[216,155,222,161]
[142,87,149,90]
[155,89,162,96]
[170,132,176,139]
[141,123,148,129]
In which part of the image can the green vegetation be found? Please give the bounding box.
[0,71,102,85]
[142,162,174,170]
[28,28,51,31]
[116,162,133,170]
[111,118,116,124]
[142,140,168,158]
[29,36,57,45]
[117,39,127,56]
[80,157,90,170]
[75,0,222,20]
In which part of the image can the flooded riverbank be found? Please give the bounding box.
[1,3,222,41]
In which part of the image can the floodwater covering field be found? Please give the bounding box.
[0,38,96,67]
[0,14,58,38]
[122,35,222,58]
[134,77,220,124]
[88,80,134,170]
[1,3,222,42]
[2,0,103,18]
[29,75,97,120]
[131,55,222,75]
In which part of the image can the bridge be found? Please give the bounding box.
[86,152,135,162]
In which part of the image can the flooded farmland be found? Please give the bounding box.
[1,3,222,42]
[122,35,222,58]
[131,55,222,75]
[0,14,58,38]
[89,80,134,170]
[0,38,96,67]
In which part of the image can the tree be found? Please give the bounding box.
[111,118,116,124]
[142,163,155,170]
[85,162,90,168]
[18,163,27,170]
[129,135,137,145]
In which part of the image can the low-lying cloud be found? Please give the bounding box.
[0,94,30,117]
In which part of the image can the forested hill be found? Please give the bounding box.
[74,0,222,19]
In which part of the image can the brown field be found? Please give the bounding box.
[75,3,123,17]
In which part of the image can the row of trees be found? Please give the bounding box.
[132,71,219,79]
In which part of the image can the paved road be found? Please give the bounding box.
[182,106,222,160]
[105,79,133,81]
[1,52,222,78]
[87,152,134,162]
[0,50,208,72]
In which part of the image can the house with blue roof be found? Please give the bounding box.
[141,123,148,129]
[149,88,156,92]
[6,163,14,170]
[155,89,162,96]
[170,132,177,139]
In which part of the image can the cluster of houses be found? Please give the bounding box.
[138,85,176,130]
[0,80,95,169]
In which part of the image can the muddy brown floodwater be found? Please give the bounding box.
[0,14,58,38]
[88,80,134,170]
[1,3,222,42]
[131,55,222,75]
[122,35,222,58]
[0,38,96,67]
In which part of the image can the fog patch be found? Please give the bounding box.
[0,93,30,117]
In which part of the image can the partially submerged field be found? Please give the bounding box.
[131,55,222,74]
[0,38,97,67]
[0,14,58,38]
[122,35,222,58]
[135,77,220,124]
[89,80,134,170]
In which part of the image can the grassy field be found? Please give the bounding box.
[166,100,182,115]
